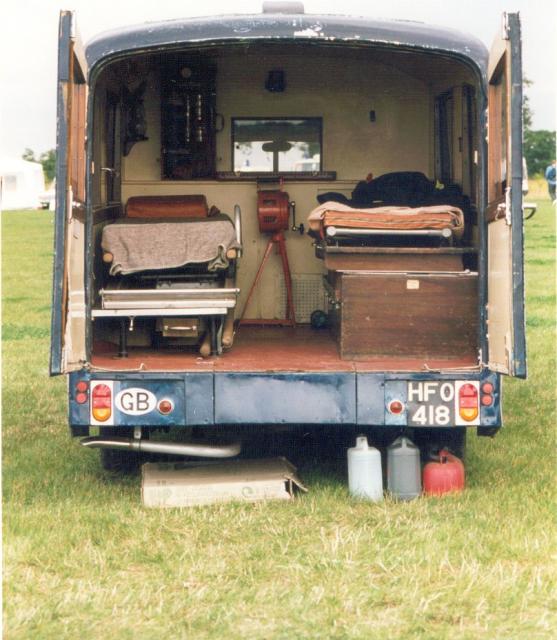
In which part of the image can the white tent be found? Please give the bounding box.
[0,157,45,210]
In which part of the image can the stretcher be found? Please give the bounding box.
[94,196,243,356]
[308,201,465,241]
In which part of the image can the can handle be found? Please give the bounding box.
[430,448,451,464]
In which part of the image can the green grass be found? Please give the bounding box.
[3,202,556,639]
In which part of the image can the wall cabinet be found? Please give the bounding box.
[161,61,217,179]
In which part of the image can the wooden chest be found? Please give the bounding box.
[328,271,478,360]
[319,246,477,272]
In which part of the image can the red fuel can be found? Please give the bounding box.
[423,449,465,496]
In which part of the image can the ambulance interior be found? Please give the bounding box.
[88,41,482,372]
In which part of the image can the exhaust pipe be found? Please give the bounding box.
[80,437,241,458]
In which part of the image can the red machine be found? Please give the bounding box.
[240,189,296,326]
[423,449,465,496]
[257,190,290,233]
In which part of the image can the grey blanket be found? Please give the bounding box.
[102,215,241,276]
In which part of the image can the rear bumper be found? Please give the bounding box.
[69,369,502,430]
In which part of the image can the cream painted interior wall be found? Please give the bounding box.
[122,47,434,183]
[116,46,436,318]
[93,45,477,321]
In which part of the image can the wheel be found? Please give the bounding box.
[411,427,467,462]
[98,427,141,473]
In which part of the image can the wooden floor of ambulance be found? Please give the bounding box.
[91,326,478,373]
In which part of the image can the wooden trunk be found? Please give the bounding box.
[320,246,477,272]
[329,271,478,360]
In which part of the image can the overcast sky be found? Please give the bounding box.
[1,0,555,158]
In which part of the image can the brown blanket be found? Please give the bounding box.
[308,202,465,239]
[102,215,240,276]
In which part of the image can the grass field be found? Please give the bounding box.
[2,194,556,639]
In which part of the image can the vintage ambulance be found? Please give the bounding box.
[51,3,526,470]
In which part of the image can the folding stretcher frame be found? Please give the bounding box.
[92,287,240,356]
[93,197,243,356]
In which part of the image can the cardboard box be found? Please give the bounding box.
[141,457,307,508]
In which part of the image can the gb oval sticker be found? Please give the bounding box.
[115,388,156,416]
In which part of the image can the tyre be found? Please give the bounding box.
[411,427,467,462]
[98,427,142,473]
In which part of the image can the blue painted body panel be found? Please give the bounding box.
[69,373,186,427]
[69,369,502,430]
[215,372,356,424]
[185,373,214,425]
[508,13,527,378]
[355,374,385,426]
[85,15,488,82]
[478,371,502,427]
[115,380,186,427]
[50,11,73,375]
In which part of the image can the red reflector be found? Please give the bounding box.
[92,384,112,422]
[93,384,111,397]
[481,382,494,394]
[459,384,477,397]
[459,383,478,421]
[158,399,173,415]
[460,397,477,408]
[481,395,493,406]
[76,392,88,404]
[76,380,88,393]
[388,400,404,415]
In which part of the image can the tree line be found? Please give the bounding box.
[523,78,556,176]
[22,148,56,183]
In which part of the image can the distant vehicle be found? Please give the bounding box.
[40,179,56,210]
[0,157,44,210]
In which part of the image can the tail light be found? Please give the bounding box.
[75,380,89,404]
[92,384,112,422]
[458,383,479,421]
[157,399,174,415]
[388,400,404,415]
[481,381,494,406]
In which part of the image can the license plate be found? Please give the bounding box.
[407,381,456,426]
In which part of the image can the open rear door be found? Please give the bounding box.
[50,11,88,375]
[486,13,526,378]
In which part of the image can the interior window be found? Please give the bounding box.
[3,175,17,192]
[434,91,454,184]
[232,118,322,173]
[104,91,121,203]
[462,84,477,200]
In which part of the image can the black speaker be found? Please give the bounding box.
[265,70,285,93]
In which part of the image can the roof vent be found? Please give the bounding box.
[262,2,305,14]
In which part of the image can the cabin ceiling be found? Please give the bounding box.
[103,40,474,92]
